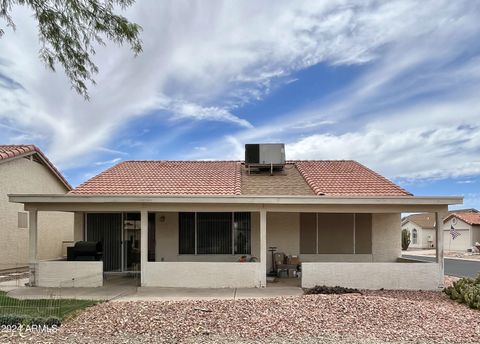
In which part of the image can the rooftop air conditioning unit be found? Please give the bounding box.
[245,144,286,170]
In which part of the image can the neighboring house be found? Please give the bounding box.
[9,146,462,290]
[0,145,73,270]
[401,209,478,250]
[443,212,480,251]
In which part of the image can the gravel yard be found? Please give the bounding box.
[3,290,479,343]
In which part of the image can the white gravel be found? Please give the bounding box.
[3,290,480,343]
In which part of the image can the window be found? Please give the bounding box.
[18,212,28,229]
[178,212,251,255]
[412,228,417,244]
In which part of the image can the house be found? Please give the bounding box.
[443,212,480,251]
[0,145,73,271]
[9,145,462,290]
[401,209,478,250]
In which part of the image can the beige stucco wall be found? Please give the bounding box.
[302,261,440,290]
[154,212,261,262]
[0,157,73,269]
[144,262,261,288]
[152,211,400,265]
[36,261,103,287]
[267,212,300,269]
[372,213,401,262]
[401,221,435,249]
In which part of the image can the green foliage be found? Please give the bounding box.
[0,0,142,98]
[444,274,480,310]
[401,229,411,250]
[0,291,97,319]
[0,314,61,327]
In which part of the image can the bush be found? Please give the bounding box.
[444,274,480,309]
[401,229,411,250]
[0,314,61,327]
[304,285,361,295]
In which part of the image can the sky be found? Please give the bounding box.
[0,0,479,209]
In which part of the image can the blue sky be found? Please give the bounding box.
[0,1,479,209]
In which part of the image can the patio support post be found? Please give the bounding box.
[28,209,38,286]
[140,210,148,286]
[435,208,446,288]
[260,209,267,287]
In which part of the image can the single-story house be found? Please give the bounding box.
[9,147,462,290]
[0,145,73,270]
[401,209,478,250]
[443,212,480,251]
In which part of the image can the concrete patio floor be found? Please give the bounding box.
[5,284,303,301]
[3,275,304,301]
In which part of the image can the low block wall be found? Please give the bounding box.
[144,262,262,288]
[36,261,103,287]
[301,262,441,290]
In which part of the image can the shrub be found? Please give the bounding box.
[401,229,411,250]
[0,314,61,327]
[304,285,361,295]
[444,274,480,309]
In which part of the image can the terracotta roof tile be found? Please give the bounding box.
[71,161,242,195]
[71,159,412,197]
[444,212,480,226]
[0,144,71,190]
[295,160,411,196]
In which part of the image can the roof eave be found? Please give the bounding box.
[8,194,463,206]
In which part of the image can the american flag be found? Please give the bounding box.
[450,225,461,240]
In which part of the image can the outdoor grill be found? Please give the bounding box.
[67,241,103,261]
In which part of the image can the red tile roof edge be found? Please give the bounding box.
[0,144,72,190]
[444,213,480,226]
[295,160,412,196]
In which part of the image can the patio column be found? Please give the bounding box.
[260,209,267,287]
[435,209,445,288]
[28,209,38,286]
[140,210,148,286]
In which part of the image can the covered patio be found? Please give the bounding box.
[9,194,461,290]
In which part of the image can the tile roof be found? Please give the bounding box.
[71,159,412,197]
[71,161,242,195]
[403,213,436,229]
[444,212,480,226]
[403,209,479,228]
[295,160,411,196]
[0,144,71,190]
[241,163,315,196]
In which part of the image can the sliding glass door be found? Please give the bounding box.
[86,212,146,273]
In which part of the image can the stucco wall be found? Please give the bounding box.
[372,213,401,262]
[144,262,261,288]
[154,212,261,262]
[401,221,435,249]
[267,212,300,269]
[302,261,440,290]
[0,157,73,269]
[36,261,103,287]
[443,217,472,251]
[152,211,400,264]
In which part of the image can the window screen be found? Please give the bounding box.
[234,212,251,254]
[197,212,232,254]
[179,212,195,254]
[178,212,251,255]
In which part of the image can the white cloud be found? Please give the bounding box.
[94,158,122,166]
[0,0,479,185]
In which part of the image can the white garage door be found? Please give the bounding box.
[443,229,470,251]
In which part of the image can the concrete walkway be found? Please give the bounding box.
[5,284,303,301]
